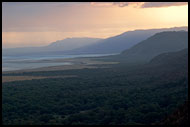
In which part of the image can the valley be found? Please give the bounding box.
[2,31,188,125]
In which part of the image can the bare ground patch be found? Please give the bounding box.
[2,75,77,83]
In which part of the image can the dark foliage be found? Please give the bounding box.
[2,49,188,125]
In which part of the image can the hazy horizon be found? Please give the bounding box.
[2,2,188,48]
[2,26,188,49]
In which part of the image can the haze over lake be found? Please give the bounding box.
[2,53,116,71]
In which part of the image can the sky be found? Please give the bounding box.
[2,2,188,48]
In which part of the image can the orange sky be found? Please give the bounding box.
[2,2,188,48]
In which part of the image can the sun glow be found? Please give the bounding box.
[2,2,188,48]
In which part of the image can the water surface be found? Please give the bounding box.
[2,54,116,72]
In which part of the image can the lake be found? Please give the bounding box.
[2,54,116,72]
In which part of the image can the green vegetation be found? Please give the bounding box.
[2,49,188,125]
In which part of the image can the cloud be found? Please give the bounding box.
[113,2,130,7]
[141,2,188,8]
[3,2,187,9]
[90,2,133,7]
[90,2,188,8]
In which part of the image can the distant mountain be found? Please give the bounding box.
[44,38,102,51]
[3,26,188,56]
[107,31,188,64]
[65,26,188,54]
[3,38,102,56]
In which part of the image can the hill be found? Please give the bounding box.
[103,31,188,64]
[149,48,188,67]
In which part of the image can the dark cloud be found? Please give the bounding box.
[141,2,188,8]
[113,2,130,7]
[111,2,187,8]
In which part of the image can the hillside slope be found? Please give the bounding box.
[103,31,188,64]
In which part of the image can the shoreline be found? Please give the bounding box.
[2,57,119,74]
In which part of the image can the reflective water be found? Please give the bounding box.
[2,54,116,71]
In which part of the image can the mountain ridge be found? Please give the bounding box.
[64,26,188,54]
[3,37,102,56]
[3,26,188,56]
